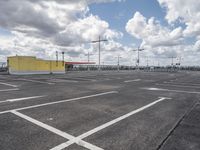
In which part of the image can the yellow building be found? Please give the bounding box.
[7,56,65,75]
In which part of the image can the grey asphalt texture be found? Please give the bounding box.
[0,70,199,150]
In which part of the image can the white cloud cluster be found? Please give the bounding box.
[0,0,124,62]
[158,0,200,37]
[126,0,200,65]
[126,12,183,48]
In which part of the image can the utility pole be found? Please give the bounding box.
[116,55,122,72]
[169,56,176,66]
[87,52,91,71]
[176,56,183,71]
[91,36,108,71]
[62,52,65,66]
[133,46,145,70]
[177,56,183,66]
[146,57,149,67]
[85,52,93,71]
[87,52,91,63]
[56,51,58,66]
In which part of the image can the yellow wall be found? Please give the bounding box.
[8,56,65,75]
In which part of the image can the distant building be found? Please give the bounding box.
[7,56,65,75]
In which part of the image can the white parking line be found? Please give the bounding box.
[142,87,200,94]
[0,82,18,88]
[0,91,118,115]
[11,110,103,150]
[16,79,55,85]
[0,88,19,92]
[50,79,78,83]
[50,97,171,150]
[156,83,200,89]
[0,95,46,104]
[164,81,200,86]
[69,77,97,82]
[124,79,141,83]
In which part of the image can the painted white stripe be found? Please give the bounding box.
[124,79,141,83]
[51,79,78,83]
[156,83,200,89]
[0,95,45,104]
[9,95,46,102]
[17,79,55,85]
[0,88,19,92]
[72,77,97,82]
[164,81,200,86]
[12,111,103,150]
[51,97,171,150]
[142,87,200,94]
[0,91,118,115]
[0,82,18,88]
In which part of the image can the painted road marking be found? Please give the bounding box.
[76,78,97,82]
[0,91,118,115]
[0,88,19,92]
[0,82,18,88]
[156,83,200,89]
[16,79,55,85]
[124,79,141,83]
[50,97,171,150]
[12,110,103,150]
[61,77,96,82]
[0,95,46,104]
[142,87,200,94]
[164,81,200,86]
[50,79,78,83]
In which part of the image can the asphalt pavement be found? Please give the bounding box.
[0,71,199,150]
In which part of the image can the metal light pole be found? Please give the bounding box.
[91,36,108,71]
[169,56,176,66]
[176,56,183,71]
[116,55,122,72]
[62,52,65,66]
[87,52,92,71]
[133,46,145,70]
[56,51,58,66]
[146,57,149,67]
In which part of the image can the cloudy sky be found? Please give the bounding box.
[0,0,200,66]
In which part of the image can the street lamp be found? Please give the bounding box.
[85,52,94,71]
[115,55,122,72]
[133,46,145,70]
[56,51,58,66]
[91,36,108,71]
[62,52,65,66]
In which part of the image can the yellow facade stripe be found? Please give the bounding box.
[8,56,65,75]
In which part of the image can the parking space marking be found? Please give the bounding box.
[0,95,46,104]
[0,88,19,92]
[124,79,141,83]
[156,83,200,89]
[16,78,55,85]
[67,77,97,82]
[11,110,103,150]
[51,97,171,150]
[0,91,118,115]
[164,81,200,86]
[50,79,78,83]
[142,87,200,94]
[0,82,18,88]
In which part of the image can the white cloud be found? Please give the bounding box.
[126,11,183,48]
[0,0,125,64]
[157,0,200,37]
[194,40,200,51]
[125,11,200,66]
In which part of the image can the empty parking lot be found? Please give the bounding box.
[0,71,199,150]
